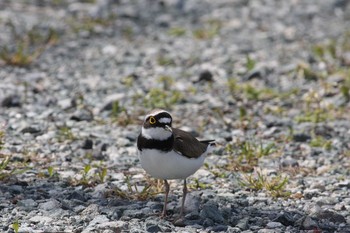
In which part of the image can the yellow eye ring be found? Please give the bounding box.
[149,116,156,124]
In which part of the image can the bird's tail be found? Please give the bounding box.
[200,140,216,153]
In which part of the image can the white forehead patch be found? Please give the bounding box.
[144,110,171,121]
[142,127,172,141]
[158,117,172,124]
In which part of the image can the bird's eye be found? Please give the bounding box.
[149,116,156,124]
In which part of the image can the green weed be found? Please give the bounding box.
[157,55,175,66]
[0,132,30,180]
[47,166,55,178]
[70,163,108,187]
[193,19,222,40]
[122,26,134,40]
[309,135,332,150]
[109,102,133,126]
[0,156,30,181]
[57,126,76,142]
[169,27,186,37]
[143,88,183,109]
[239,171,291,198]
[225,140,277,172]
[68,15,116,34]
[109,176,163,201]
[238,141,276,164]
[188,178,212,190]
[0,24,58,67]
[295,89,332,123]
[12,220,20,233]
[245,55,256,72]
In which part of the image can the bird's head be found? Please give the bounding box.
[141,109,173,140]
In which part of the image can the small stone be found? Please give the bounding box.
[266,221,283,229]
[73,205,86,213]
[29,216,53,223]
[2,94,21,108]
[21,126,42,135]
[199,201,224,223]
[281,159,299,168]
[8,185,23,195]
[71,108,93,121]
[81,204,100,217]
[145,220,162,233]
[89,215,110,226]
[97,221,128,231]
[69,190,86,202]
[336,180,350,188]
[316,210,346,223]
[122,209,144,218]
[183,193,200,215]
[243,68,264,80]
[102,45,118,55]
[211,225,228,232]
[226,226,242,233]
[197,70,214,83]
[273,212,294,226]
[293,133,311,142]
[258,229,282,233]
[18,199,37,209]
[203,218,215,227]
[58,98,73,110]
[82,139,93,149]
[39,199,61,211]
[236,217,249,230]
[303,189,320,199]
[296,216,318,230]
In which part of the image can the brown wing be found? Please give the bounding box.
[172,128,213,159]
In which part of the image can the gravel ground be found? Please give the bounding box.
[1,0,350,232]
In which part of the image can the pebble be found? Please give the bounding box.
[266,222,283,229]
[199,201,225,223]
[2,94,21,108]
[39,199,61,211]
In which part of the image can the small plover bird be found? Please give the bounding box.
[137,109,214,218]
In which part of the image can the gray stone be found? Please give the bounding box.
[296,216,318,230]
[69,190,86,202]
[316,210,346,223]
[281,158,299,168]
[183,193,200,215]
[38,199,60,211]
[199,201,224,223]
[82,139,93,149]
[71,108,93,121]
[266,221,283,229]
[29,215,53,223]
[18,199,37,209]
[2,94,21,108]
[227,226,242,233]
[293,133,311,142]
[258,229,281,233]
[273,212,294,226]
[21,126,42,135]
[236,217,249,230]
[145,220,162,233]
[81,204,100,217]
[97,221,128,231]
[89,215,110,226]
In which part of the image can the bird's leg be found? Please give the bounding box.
[180,179,187,218]
[161,179,170,218]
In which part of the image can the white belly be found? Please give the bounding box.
[139,149,206,180]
